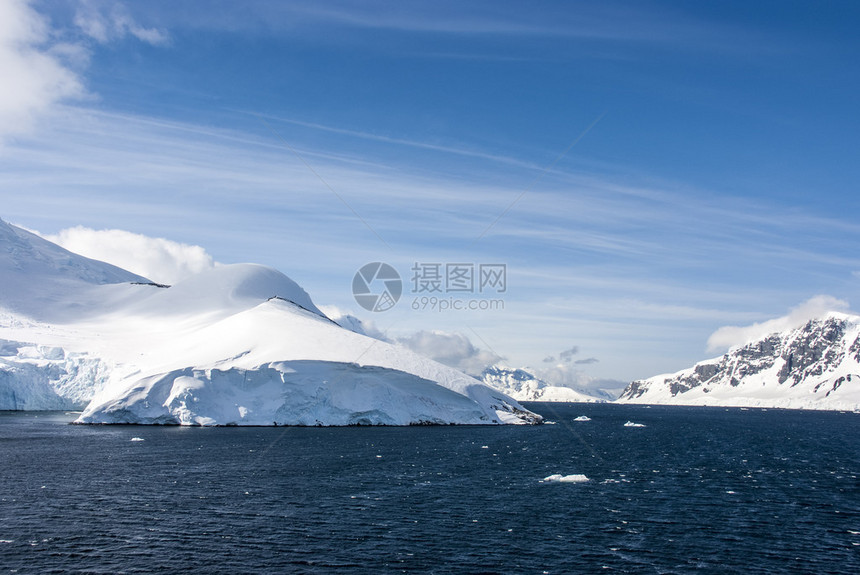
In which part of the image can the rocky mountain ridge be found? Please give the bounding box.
[618,313,860,411]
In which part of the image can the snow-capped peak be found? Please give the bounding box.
[618,314,860,411]
[1,218,541,425]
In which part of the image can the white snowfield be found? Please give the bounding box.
[0,218,540,426]
[617,313,860,412]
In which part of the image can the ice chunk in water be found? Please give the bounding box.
[542,474,589,483]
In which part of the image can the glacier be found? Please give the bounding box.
[0,341,112,410]
[0,217,540,425]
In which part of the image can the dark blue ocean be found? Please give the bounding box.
[1,403,858,574]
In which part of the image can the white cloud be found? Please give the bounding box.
[396,330,501,376]
[43,226,217,285]
[528,362,593,389]
[0,0,168,142]
[706,295,851,352]
[0,0,86,139]
[74,0,169,45]
[526,344,598,387]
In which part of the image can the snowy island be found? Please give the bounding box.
[0,217,541,426]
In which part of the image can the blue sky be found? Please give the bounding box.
[2,0,860,387]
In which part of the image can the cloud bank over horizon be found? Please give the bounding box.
[42,226,217,285]
[396,330,502,376]
[526,344,598,390]
[707,295,852,352]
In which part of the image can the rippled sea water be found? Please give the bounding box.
[1,403,858,574]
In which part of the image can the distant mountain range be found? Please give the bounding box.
[4,216,858,415]
[0,217,540,425]
[617,313,860,411]
[479,366,610,403]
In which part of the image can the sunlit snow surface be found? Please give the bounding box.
[0,218,539,425]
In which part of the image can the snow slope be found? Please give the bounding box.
[617,313,860,411]
[0,217,540,425]
[0,218,148,321]
[480,365,605,403]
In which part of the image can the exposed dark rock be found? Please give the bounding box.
[618,315,859,408]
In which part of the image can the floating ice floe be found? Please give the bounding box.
[573,416,591,422]
[542,474,589,483]
[623,421,646,428]
[130,437,145,442]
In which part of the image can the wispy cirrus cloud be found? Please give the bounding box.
[74,0,169,46]
[253,113,543,171]
[143,0,769,54]
[9,105,860,263]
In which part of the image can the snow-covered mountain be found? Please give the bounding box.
[0,217,540,425]
[0,218,148,321]
[617,313,860,411]
[480,366,606,402]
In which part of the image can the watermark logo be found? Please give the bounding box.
[411,263,506,294]
[353,261,506,312]
[352,262,402,312]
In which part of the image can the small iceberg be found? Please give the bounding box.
[573,416,591,422]
[542,474,589,483]
[623,421,645,428]
[130,437,146,442]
